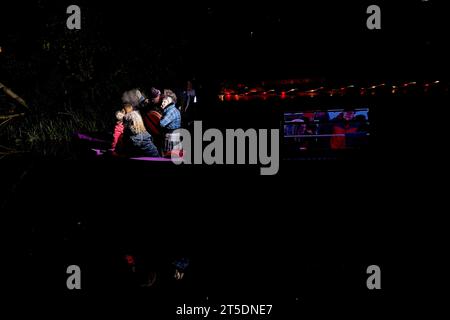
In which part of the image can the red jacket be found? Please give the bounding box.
[112,122,124,150]
[330,123,359,150]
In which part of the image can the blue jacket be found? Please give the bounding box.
[160,104,181,131]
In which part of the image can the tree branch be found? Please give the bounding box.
[0,113,25,120]
[0,82,30,110]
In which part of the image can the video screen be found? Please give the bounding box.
[283,108,370,158]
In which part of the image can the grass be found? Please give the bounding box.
[0,106,114,158]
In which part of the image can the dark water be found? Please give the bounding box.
[3,94,429,316]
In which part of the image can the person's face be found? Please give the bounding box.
[161,97,172,109]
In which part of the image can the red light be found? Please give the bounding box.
[281,91,286,99]
[125,255,135,266]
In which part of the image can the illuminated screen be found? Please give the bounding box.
[283,108,370,157]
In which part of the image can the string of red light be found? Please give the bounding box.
[219,80,444,101]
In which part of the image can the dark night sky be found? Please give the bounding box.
[1,1,448,81]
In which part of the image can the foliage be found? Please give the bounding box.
[1,2,190,158]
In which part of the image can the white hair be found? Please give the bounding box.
[122,89,145,108]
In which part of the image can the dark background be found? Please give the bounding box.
[1,0,445,316]
[2,1,447,83]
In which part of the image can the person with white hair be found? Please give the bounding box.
[122,89,147,109]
